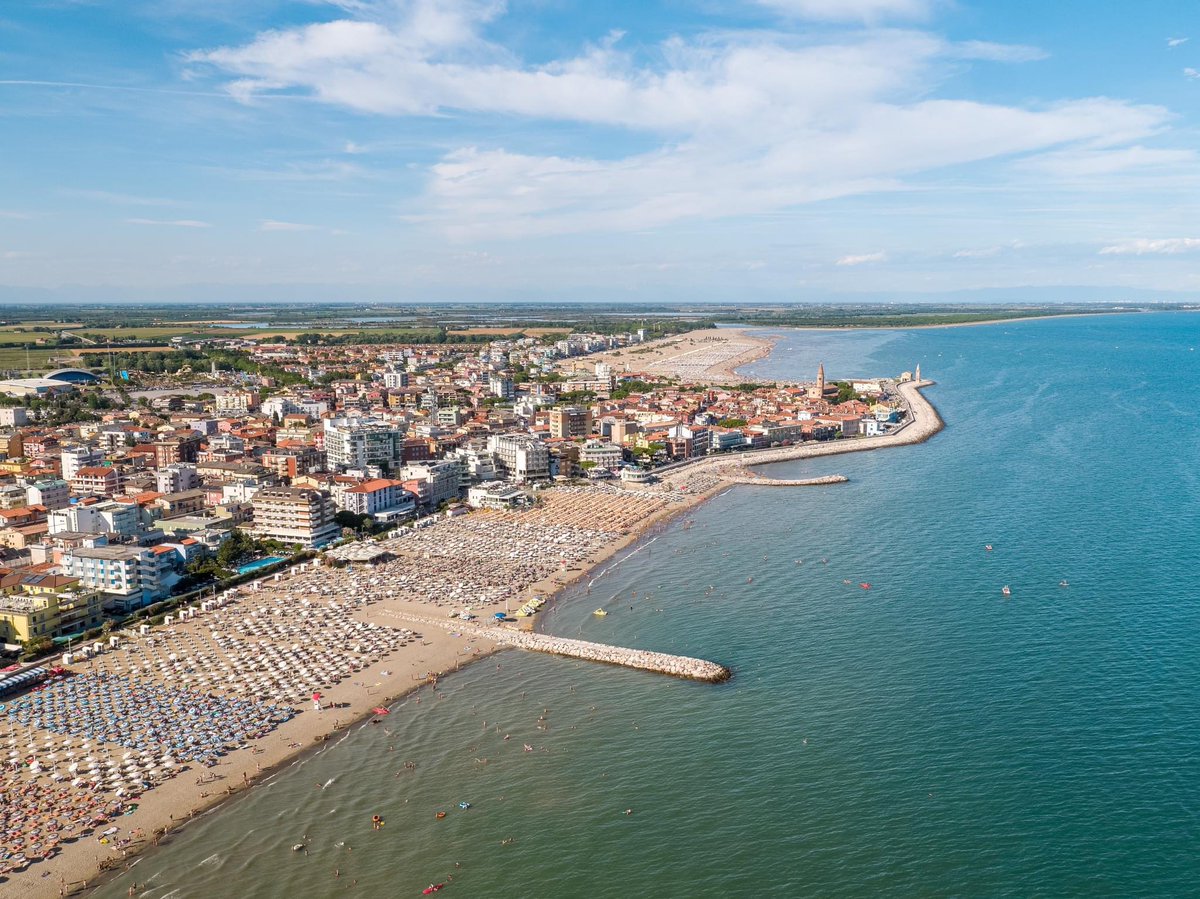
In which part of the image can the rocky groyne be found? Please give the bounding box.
[723,473,848,486]
[378,608,731,683]
[494,629,732,682]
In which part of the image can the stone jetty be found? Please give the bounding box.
[493,629,731,682]
[723,473,848,487]
[378,608,731,683]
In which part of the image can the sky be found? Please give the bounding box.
[1,0,1198,303]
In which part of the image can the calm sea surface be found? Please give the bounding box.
[95,313,1200,898]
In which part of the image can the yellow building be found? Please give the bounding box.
[0,458,33,476]
[0,572,104,644]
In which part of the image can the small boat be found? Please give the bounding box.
[593,608,608,617]
[292,843,305,852]
[1059,580,1069,587]
[435,811,446,820]
[859,583,871,590]
[423,885,445,895]
[1001,585,1011,596]
[985,545,993,551]
[458,801,471,809]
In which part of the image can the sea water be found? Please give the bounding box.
[94,313,1200,898]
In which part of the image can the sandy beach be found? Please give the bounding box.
[3,381,941,899]
[579,328,777,383]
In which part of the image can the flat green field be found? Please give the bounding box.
[0,347,75,372]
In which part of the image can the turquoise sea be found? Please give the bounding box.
[93,313,1200,898]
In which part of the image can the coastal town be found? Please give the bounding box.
[0,323,938,894]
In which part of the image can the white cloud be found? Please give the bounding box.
[1019,145,1195,177]
[753,0,933,23]
[0,210,31,220]
[953,246,1002,258]
[1167,37,1189,48]
[836,252,886,265]
[125,218,211,227]
[1099,238,1200,255]
[1185,67,1200,79]
[190,1,1188,239]
[259,219,318,231]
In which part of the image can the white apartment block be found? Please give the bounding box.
[323,417,406,471]
[60,445,104,482]
[580,440,624,470]
[0,407,28,427]
[398,461,462,509]
[49,500,142,537]
[156,463,200,495]
[486,434,550,483]
[26,478,70,510]
[337,478,416,518]
[60,544,178,607]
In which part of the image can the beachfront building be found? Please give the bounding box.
[323,417,406,472]
[446,443,502,488]
[0,573,103,646]
[580,440,624,470]
[549,406,592,439]
[664,424,711,460]
[466,481,530,510]
[60,544,180,610]
[487,433,551,483]
[398,461,461,510]
[336,478,416,520]
[248,486,339,548]
[26,478,70,510]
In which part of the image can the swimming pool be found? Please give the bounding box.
[236,556,286,575]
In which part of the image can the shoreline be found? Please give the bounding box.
[12,383,942,899]
[730,309,1149,334]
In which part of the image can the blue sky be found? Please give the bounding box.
[1,0,1198,303]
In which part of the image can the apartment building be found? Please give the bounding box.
[26,478,70,510]
[486,434,550,483]
[549,406,592,439]
[155,463,200,494]
[60,444,104,481]
[248,486,339,547]
[60,544,179,609]
[336,478,416,519]
[323,417,405,471]
[69,466,122,497]
[0,573,103,645]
